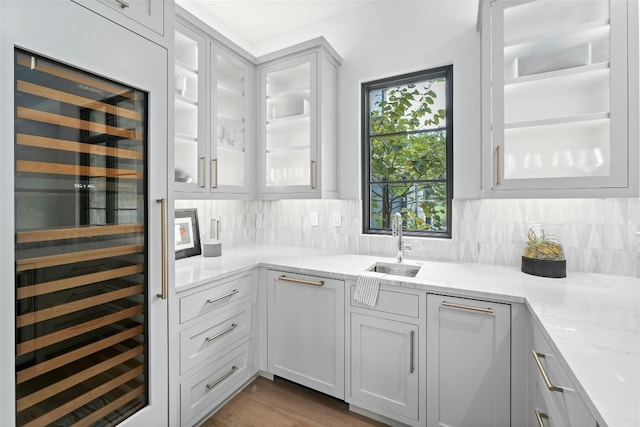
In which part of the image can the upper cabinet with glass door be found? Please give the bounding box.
[174,7,253,199]
[173,8,253,198]
[211,41,253,195]
[480,0,639,197]
[258,39,341,199]
[174,20,206,193]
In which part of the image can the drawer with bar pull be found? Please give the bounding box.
[180,298,252,374]
[180,272,253,324]
[531,321,596,427]
[180,340,252,426]
[350,284,421,318]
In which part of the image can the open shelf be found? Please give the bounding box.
[267,113,310,126]
[505,62,610,86]
[504,18,610,48]
[505,112,610,130]
[175,59,198,77]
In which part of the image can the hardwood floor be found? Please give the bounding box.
[201,376,388,427]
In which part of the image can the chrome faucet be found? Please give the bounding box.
[392,212,411,262]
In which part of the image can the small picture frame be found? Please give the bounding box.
[175,209,201,259]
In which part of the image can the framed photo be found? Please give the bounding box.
[175,209,201,259]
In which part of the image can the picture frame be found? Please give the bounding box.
[175,209,201,259]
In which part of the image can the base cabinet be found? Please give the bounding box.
[266,270,345,399]
[350,313,420,423]
[347,284,426,427]
[176,271,257,426]
[426,294,511,427]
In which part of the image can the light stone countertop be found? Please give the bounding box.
[175,245,640,427]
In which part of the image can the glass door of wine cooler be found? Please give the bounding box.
[14,49,152,426]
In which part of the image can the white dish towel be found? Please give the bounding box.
[354,271,385,307]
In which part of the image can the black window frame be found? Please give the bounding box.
[361,65,453,239]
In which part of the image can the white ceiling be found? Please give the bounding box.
[176,0,375,50]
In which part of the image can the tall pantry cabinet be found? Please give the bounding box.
[1,1,171,425]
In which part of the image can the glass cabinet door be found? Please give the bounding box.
[260,53,317,194]
[14,49,150,426]
[489,0,629,192]
[211,43,251,193]
[174,22,206,192]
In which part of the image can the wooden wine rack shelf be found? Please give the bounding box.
[14,48,149,425]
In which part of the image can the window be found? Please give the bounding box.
[362,66,453,238]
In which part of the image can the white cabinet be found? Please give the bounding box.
[258,39,341,199]
[176,271,257,426]
[529,319,598,427]
[174,20,207,192]
[211,42,253,194]
[71,0,166,43]
[426,294,511,427]
[347,284,425,426]
[480,0,639,197]
[173,7,253,197]
[266,270,345,399]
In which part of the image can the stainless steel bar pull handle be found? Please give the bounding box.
[278,275,324,286]
[207,289,239,304]
[200,156,206,188]
[535,410,549,427]
[441,301,493,315]
[310,160,316,189]
[532,351,565,393]
[409,330,415,374]
[212,158,219,189]
[206,366,237,390]
[156,198,167,300]
[205,324,238,342]
[496,145,502,186]
[115,0,129,8]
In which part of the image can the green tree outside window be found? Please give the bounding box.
[362,66,452,237]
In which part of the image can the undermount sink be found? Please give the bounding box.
[367,262,421,278]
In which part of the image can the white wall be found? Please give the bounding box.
[248,1,482,199]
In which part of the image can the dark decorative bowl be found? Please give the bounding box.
[521,256,566,278]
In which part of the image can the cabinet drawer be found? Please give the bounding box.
[180,340,252,426]
[72,0,164,36]
[350,285,420,318]
[532,379,568,427]
[531,323,596,427]
[180,299,252,375]
[180,273,252,324]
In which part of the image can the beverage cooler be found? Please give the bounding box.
[13,49,150,426]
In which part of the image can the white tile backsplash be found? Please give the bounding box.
[176,198,640,277]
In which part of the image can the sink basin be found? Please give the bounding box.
[367,262,421,278]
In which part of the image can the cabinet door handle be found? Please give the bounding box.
[212,158,218,189]
[496,145,502,186]
[206,289,239,304]
[205,323,238,342]
[156,198,167,300]
[441,301,493,314]
[409,330,415,374]
[532,351,565,393]
[206,366,237,390]
[200,156,206,188]
[278,275,324,286]
[115,0,129,8]
[535,410,549,427]
[310,160,316,189]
